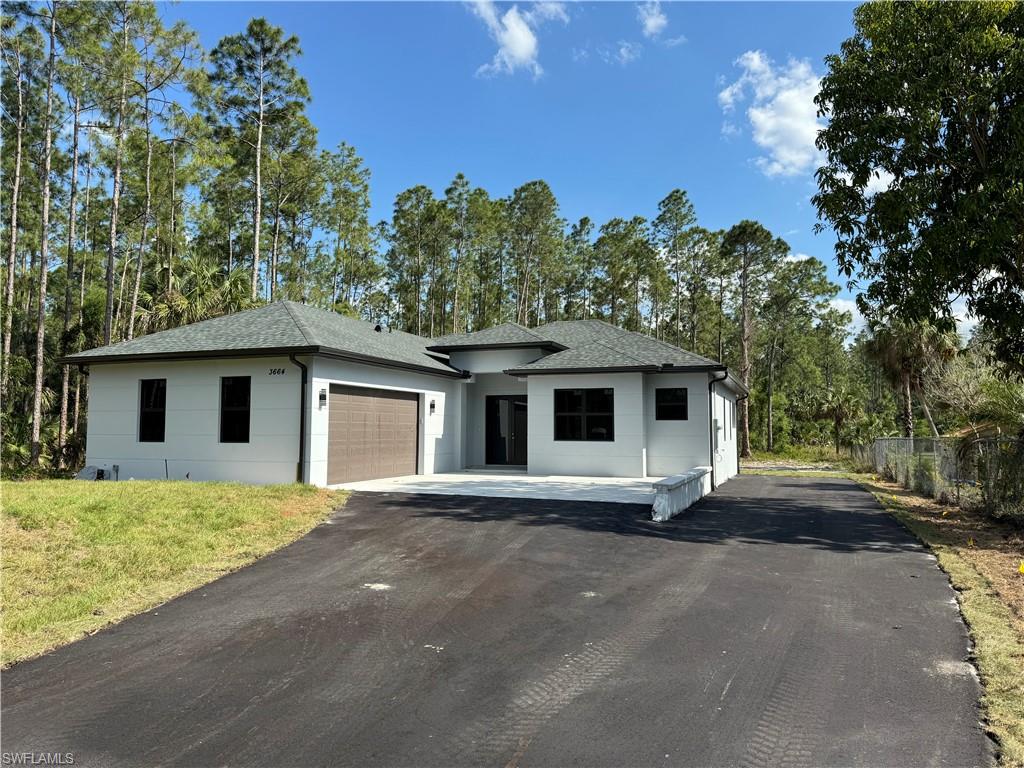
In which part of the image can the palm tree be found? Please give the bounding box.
[865,318,958,437]
[819,386,860,455]
[136,253,260,335]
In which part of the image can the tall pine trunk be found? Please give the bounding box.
[168,140,177,293]
[738,252,753,459]
[900,371,914,437]
[58,95,81,467]
[1,43,25,402]
[251,64,264,300]
[105,11,129,345]
[74,158,93,435]
[270,193,282,301]
[30,1,58,465]
[766,344,776,452]
[127,91,153,340]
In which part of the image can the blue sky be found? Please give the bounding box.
[164,1,861,318]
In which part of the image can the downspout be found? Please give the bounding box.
[708,369,728,490]
[288,354,308,483]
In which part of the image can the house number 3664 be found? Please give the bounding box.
[268,368,286,376]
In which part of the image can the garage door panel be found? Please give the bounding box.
[327,385,419,484]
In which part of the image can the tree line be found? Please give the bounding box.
[2,1,1020,475]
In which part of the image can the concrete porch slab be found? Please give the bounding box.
[330,470,656,504]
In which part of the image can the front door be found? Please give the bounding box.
[485,395,528,465]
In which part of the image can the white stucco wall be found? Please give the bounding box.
[526,372,646,477]
[446,347,548,374]
[464,373,528,467]
[643,372,713,478]
[710,381,740,484]
[84,356,302,484]
[308,357,465,487]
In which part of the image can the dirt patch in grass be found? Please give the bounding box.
[2,480,344,667]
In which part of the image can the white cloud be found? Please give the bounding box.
[614,40,641,65]
[838,169,894,197]
[830,297,865,339]
[664,34,687,47]
[637,1,667,39]
[950,296,978,341]
[469,1,568,78]
[784,252,814,263]
[718,50,824,178]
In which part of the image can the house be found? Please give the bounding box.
[65,301,746,489]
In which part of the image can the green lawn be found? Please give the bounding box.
[2,480,342,667]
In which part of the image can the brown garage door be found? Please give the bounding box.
[327,385,419,484]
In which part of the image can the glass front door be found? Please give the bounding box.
[485,395,528,465]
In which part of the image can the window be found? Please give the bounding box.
[220,376,251,443]
[655,387,688,421]
[139,379,166,442]
[554,388,614,441]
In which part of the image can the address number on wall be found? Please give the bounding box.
[268,368,286,376]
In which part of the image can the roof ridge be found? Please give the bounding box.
[506,321,549,342]
[589,338,651,366]
[279,300,316,346]
[636,332,721,364]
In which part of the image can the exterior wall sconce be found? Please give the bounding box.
[429,399,436,415]
[319,388,327,409]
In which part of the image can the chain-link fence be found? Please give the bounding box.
[860,437,1024,523]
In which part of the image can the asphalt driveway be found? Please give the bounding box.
[1,476,991,767]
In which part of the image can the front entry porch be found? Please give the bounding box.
[330,469,656,505]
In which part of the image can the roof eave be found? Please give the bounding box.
[503,364,662,376]
[316,346,470,379]
[60,346,321,366]
[426,341,567,353]
[63,345,470,379]
[503,363,729,377]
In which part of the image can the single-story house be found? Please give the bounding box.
[65,301,747,489]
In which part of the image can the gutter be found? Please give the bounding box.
[288,354,308,483]
[708,369,729,490]
[61,345,470,379]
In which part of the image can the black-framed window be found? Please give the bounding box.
[138,379,166,442]
[220,376,251,443]
[655,387,688,421]
[554,388,614,441]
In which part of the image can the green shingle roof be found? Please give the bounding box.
[65,301,464,377]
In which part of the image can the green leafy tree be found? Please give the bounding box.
[759,257,837,450]
[721,220,788,456]
[653,189,697,346]
[814,0,1024,376]
[207,18,309,300]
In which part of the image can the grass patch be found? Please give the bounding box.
[746,445,864,471]
[2,480,343,667]
[741,468,862,479]
[744,467,1024,767]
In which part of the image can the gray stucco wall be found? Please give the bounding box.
[643,372,713,477]
[526,372,646,477]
